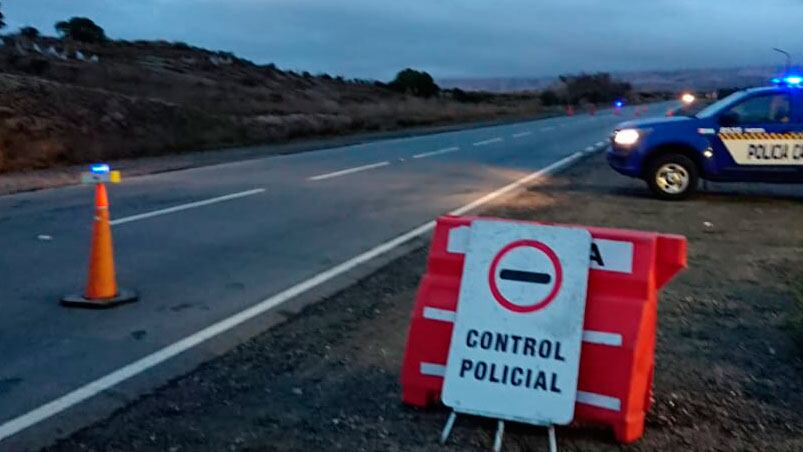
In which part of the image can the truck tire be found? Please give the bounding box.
[645,153,699,200]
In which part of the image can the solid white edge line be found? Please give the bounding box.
[308,161,390,181]
[540,126,556,132]
[0,148,589,443]
[110,188,266,226]
[512,131,532,138]
[450,151,583,216]
[472,137,503,146]
[412,147,460,159]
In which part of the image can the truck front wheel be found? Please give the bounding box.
[645,153,699,200]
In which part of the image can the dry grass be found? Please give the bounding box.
[0,38,553,174]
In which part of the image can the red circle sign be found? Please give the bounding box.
[487,239,563,313]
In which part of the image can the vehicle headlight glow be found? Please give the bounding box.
[613,129,640,146]
[681,93,695,104]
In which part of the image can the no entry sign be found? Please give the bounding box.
[442,220,592,425]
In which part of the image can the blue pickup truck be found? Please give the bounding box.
[608,76,803,199]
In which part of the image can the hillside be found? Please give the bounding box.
[0,36,548,174]
[440,66,780,93]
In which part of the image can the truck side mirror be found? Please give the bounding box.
[718,112,739,127]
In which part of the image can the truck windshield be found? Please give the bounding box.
[695,91,749,118]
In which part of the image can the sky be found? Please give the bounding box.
[5,0,803,81]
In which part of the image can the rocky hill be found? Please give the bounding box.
[0,36,547,174]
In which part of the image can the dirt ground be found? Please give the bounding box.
[46,153,803,452]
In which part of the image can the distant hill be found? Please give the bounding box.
[440,66,780,93]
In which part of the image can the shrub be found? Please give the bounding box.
[389,68,440,98]
[173,41,191,50]
[20,26,40,39]
[558,72,631,104]
[539,89,561,106]
[55,17,107,43]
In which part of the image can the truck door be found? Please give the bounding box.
[712,91,801,182]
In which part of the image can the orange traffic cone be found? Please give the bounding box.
[62,183,137,308]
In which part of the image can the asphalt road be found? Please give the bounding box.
[0,103,672,449]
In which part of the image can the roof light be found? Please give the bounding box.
[784,75,802,85]
[90,163,110,175]
[614,100,623,108]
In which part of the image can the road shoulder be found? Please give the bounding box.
[46,154,803,452]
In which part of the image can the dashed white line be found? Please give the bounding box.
[585,146,595,152]
[0,151,588,444]
[308,161,390,181]
[512,131,532,138]
[110,188,266,226]
[596,141,605,146]
[412,146,460,159]
[540,126,556,131]
[472,137,503,147]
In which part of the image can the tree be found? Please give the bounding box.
[558,72,631,104]
[20,26,40,39]
[0,2,5,30]
[389,68,440,98]
[55,17,107,43]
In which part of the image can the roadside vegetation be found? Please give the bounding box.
[0,10,658,175]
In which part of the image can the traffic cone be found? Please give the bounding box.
[62,183,137,308]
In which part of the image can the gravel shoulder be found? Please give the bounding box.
[46,153,803,452]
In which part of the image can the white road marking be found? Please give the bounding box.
[511,131,532,138]
[585,146,595,152]
[412,146,460,159]
[308,161,390,181]
[110,189,266,226]
[0,151,587,443]
[472,137,503,146]
[596,141,605,146]
[37,235,52,241]
[540,126,556,132]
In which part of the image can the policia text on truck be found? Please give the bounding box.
[608,76,803,199]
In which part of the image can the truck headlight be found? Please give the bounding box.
[613,129,640,146]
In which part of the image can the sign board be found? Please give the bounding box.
[442,220,591,425]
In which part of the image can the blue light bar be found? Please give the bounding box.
[785,75,802,85]
[90,163,110,174]
[771,77,781,84]
[614,100,623,108]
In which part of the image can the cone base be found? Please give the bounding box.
[61,289,138,309]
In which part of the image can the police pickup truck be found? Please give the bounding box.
[608,76,803,199]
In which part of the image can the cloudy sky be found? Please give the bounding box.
[6,1,803,80]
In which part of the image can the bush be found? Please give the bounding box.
[173,41,191,50]
[55,17,107,43]
[539,89,561,106]
[389,68,440,98]
[20,26,40,39]
[558,72,631,104]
